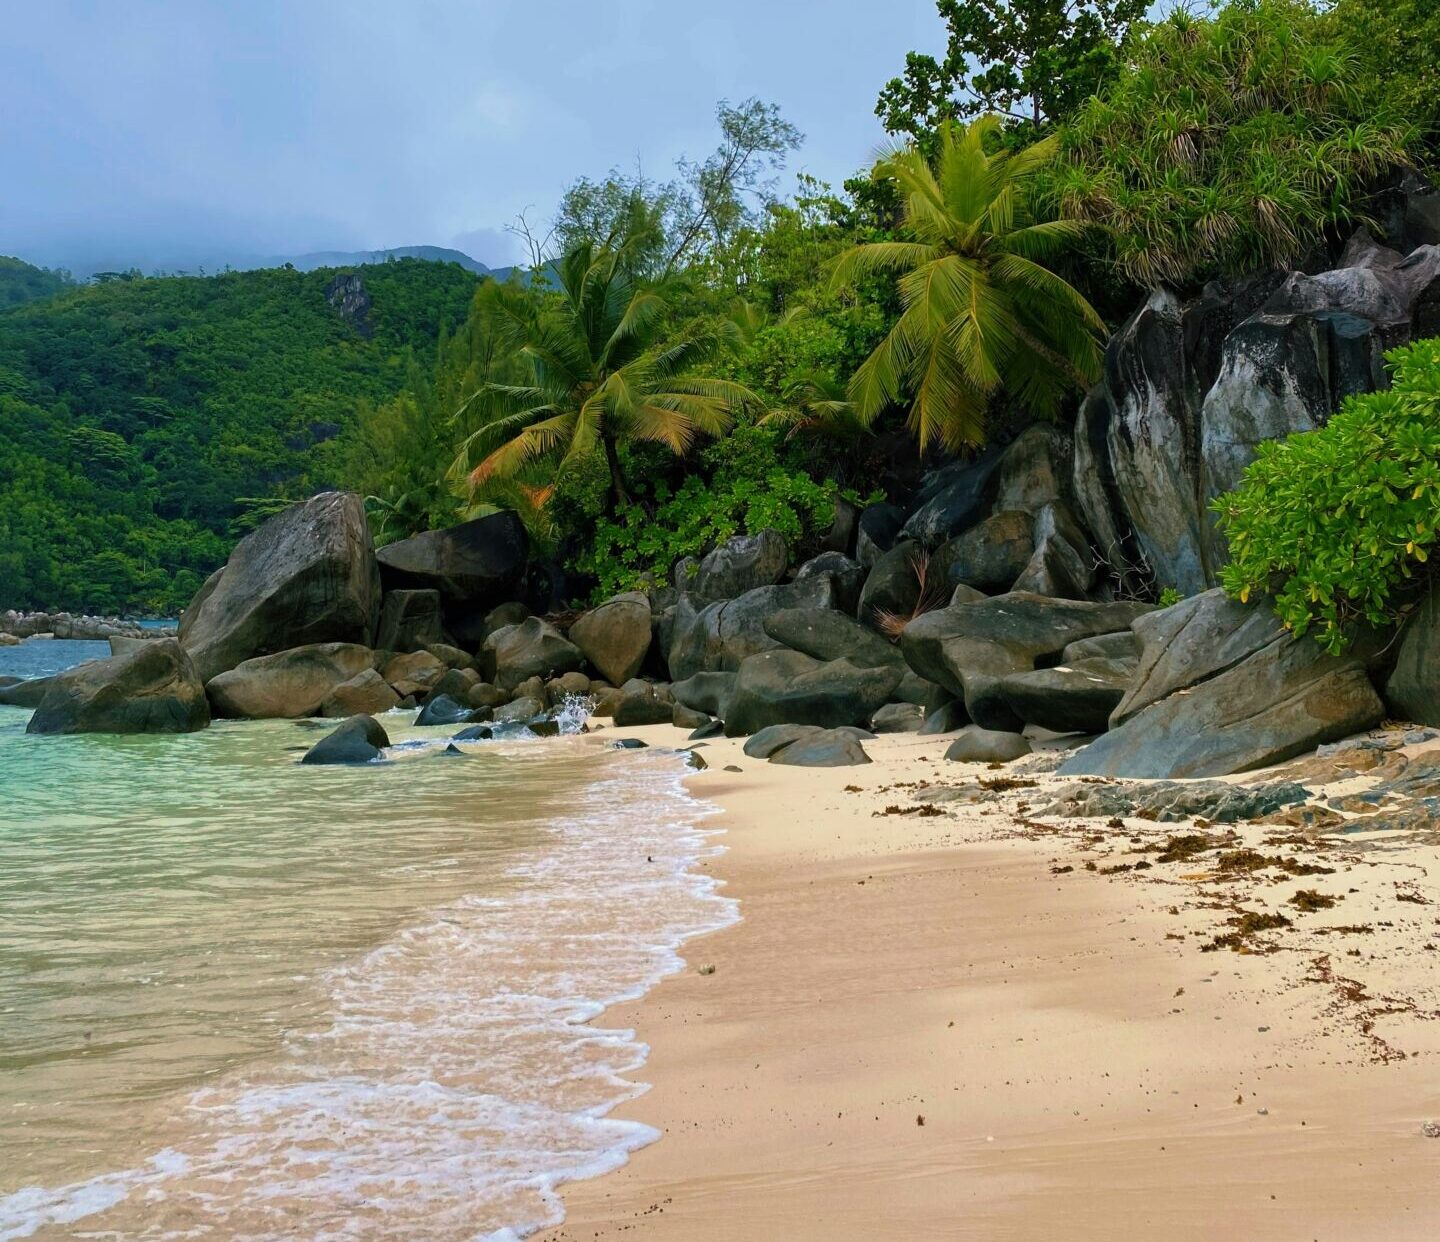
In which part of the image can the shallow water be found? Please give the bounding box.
[0,642,733,1239]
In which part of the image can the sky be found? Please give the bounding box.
[0,0,948,276]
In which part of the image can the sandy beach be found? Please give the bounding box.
[547,726,1440,1241]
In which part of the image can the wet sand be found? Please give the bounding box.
[549,726,1440,1240]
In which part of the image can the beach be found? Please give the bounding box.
[549,726,1440,1240]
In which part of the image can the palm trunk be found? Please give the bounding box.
[602,433,631,511]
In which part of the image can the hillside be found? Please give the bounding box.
[0,258,481,614]
[0,257,71,311]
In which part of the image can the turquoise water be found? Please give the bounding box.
[0,641,734,1239]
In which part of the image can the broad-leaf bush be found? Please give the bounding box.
[1214,337,1440,652]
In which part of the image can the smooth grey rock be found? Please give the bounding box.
[414,694,477,727]
[671,671,737,718]
[0,676,54,708]
[493,695,545,724]
[724,651,903,737]
[944,727,1032,763]
[26,640,210,735]
[569,591,653,686]
[795,551,868,615]
[688,717,726,740]
[613,681,675,727]
[856,502,907,567]
[901,453,1001,546]
[743,722,824,759]
[380,649,447,697]
[1062,631,1139,664]
[299,714,390,765]
[375,590,443,653]
[994,426,1074,514]
[900,593,1151,731]
[1384,582,1440,725]
[871,702,924,733]
[207,643,375,719]
[483,617,584,691]
[856,541,927,628]
[997,658,1134,735]
[452,724,495,741]
[763,608,902,669]
[1010,502,1095,600]
[180,492,381,683]
[426,643,475,670]
[769,731,873,767]
[936,510,1034,594]
[919,699,969,735]
[1061,589,1385,778]
[690,530,788,601]
[376,510,528,604]
[667,578,836,681]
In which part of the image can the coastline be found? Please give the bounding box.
[552,725,1440,1240]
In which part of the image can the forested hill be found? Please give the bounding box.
[0,258,480,615]
[0,257,70,310]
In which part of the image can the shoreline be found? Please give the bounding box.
[549,725,1440,1240]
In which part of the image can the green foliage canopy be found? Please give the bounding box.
[1215,337,1440,653]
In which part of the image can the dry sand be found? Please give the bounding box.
[546,725,1440,1241]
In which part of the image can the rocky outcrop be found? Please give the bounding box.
[687,530,788,601]
[1385,582,1440,725]
[794,551,867,615]
[376,511,529,642]
[762,608,901,669]
[374,589,443,653]
[180,492,381,683]
[26,639,210,735]
[2,610,171,642]
[724,650,903,737]
[481,617,584,691]
[300,714,390,765]
[206,643,375,719]
[667,578,835,681]
[321,668,401,717]
[935,511,1034,594]
[1060,590,1385,778]
[568,592,652,686]
[900,593,1151,731]
[856,542,925,627]
[944,726,1031,763]
[998,658,1134,735]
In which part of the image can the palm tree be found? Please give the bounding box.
[830,116,1105,451]
[452,240,754,511]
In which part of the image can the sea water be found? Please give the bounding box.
[0,641,734,1239]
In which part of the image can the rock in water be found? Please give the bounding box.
[27,639,210,735]
[300,715,390,765]
[180,492,381,683]
[206,643,376,719]
[414,694,477,727]
[0,677,55,709]
[1060,589,1384,778]
[944,727,1032,763]
[568,592,653,686]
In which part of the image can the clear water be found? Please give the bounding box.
[0,642,733,1239]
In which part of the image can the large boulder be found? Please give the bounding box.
[993,426,1073,514]
[374,590,444,653]
[794,551,868,615]
[671,671,737,718]
[856,503,908,567]
[1010,503,1095,600]
[375,510,528,604]
[944,726,1032,763]
[901,452,1001,546]
[613,680,676,727]
[180,492,381,683]
[762,608,902,669]
[206,643,375,719]
[856,542,926,629]
[724,650,903,737]
[1060,589,1385,778]
[1385,582,1440,725]
[997,657,1134,735]
[0,677,55,709]
[770,731,873,767]
[482,617,584,691]
[321,668,401,717]
[568,592,652,686]
[379,650,447,698]
[935,511,1034,594]
[300,715,390,765]
[900,593,1151,732]
[688,530,788,602]
[667,578,836,681]
[26,639,209,735]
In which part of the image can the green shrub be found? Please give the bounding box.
[1213,337,1440,652]
[1050,0,1421,289]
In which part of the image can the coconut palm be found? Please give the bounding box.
[831,115,1105,451]
[451,240,754,511]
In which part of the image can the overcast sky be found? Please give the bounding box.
[1,0,947,274]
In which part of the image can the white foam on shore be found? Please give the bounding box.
[0,747,736,1241]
